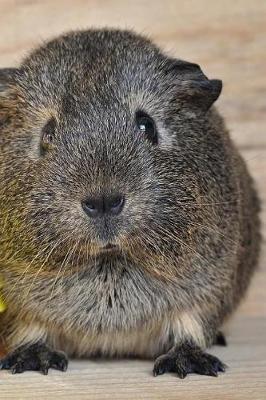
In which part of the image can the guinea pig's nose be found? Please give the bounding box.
[82,194,125,218]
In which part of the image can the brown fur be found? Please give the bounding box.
[0,29,261,366]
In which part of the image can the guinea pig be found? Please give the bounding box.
[0,29,261,378]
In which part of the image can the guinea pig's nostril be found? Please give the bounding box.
[105,195,125,216]
[82,197,104,218]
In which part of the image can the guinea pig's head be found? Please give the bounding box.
[0,30,222,277]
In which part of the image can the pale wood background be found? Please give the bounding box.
[0,0,265,399]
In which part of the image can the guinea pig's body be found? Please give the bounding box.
[0,30,260,377]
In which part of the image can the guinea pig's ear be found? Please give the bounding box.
[0,68,20,96]
[164,58,222,112]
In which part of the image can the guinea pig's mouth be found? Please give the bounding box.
[97,243,120,254]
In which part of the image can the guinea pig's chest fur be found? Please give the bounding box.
[4,255,208,358]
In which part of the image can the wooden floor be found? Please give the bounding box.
[0,1,265,398]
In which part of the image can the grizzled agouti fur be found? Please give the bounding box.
[0,29,261,377]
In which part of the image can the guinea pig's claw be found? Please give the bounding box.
[153,341,227,378]
[0,341,68,375]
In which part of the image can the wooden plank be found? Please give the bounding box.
[1,317,266,400]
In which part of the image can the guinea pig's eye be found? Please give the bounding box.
[40,117,56,155]
[135,111,158,145]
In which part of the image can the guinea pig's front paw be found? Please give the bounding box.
[153,341,226,379]
[0,342,68,375]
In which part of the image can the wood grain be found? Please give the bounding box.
[0,1,265,399]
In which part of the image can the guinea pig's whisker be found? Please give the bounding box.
[20,237,68,307]
[47,241,79,306]
[127,233,175,280]
[9,242,53,297]
[157,224,212,268]
[180,199,239,207]
[0,219,46,264]
[191,221,241,248]
[5,230,60,295]
[73,237,84,285]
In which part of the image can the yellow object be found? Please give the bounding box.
[0,277,7,312]
[0,296,6,312]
